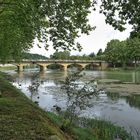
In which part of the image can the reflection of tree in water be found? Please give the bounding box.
[126,95,140,110]
[107,92,140,110]
[107,92,120,101]
[28,73,40,101]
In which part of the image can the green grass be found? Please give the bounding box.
[47,112,134,140]
[0,66,16,71]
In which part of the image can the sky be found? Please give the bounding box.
[30,7,132,57]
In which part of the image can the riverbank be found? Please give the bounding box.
[0,65,16,71]
[98,79,140,95]
[0,73,71,140]
[0,72,135,140]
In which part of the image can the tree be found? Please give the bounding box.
[117,40,129,69]
[104,39,132,69]
[0,0,94,61]
[22,53,48,60]
[100,0,140,34]
[0,0,45,61]
[126,37,140,69]
[104,39,120,68]
[61,71,98,130]
[50,51,70,60]
[96,48,103,56]
[1,0,140,62]
[95,48,105,60]
[89,52,96,58]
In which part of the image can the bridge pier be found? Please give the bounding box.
[61,64,70,71]
[40,65,47,71]
[78,64,87,70]
[17,64,26,72]
[101,62,108,70]
[37,64,49,72]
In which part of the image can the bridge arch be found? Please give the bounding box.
[67,63,88,70]
[37,63,71,71]
[47,63,66,70]
[85,63,101,70]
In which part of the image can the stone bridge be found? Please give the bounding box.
[6,60,108,71]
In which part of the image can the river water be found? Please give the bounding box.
[5,69,140,138]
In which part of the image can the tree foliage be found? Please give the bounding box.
[0,0,93,61]
[96,48,103,56]
[89,52,96,58]
[117,40,128,68]
[22,53,48,60]
[0,0,44,60]
[1,0,140,61]
[100,0,140,33]
[50,51,70,60]
[104,39,120,66]
[61,71,98,129]
[104,38,140,68]
[126,37,140,67]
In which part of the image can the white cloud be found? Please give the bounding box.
[75,10,132,55]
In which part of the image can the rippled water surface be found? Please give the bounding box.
[5,69,140,138]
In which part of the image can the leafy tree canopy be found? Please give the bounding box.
[104,38,140,68]
[96,48,103,56]
[89,52,96,58]
[50,51,70,60]
[100,0,140,33]
[0,0,93,61]
[127,37,140,63]
[22,53,48,60]
[1,0,140,61]
[104,39,120,64]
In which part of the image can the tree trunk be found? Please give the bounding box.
[134,58,137,70]
[113,63,116,69]
[122,61,126,70]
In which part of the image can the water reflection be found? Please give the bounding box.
[6,70,140,138]
[126,95,140,110]
[107,92,140,110]
[132,71,140,84]
[107,92,121,101]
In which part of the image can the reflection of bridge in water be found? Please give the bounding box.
[6,60,108,72]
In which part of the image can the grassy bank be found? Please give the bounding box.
[47,112,134,140]
[0,72,134,140]
[0,72,71,140]
[0,66,16,71]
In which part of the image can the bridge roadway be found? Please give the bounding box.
[6,60,108,71]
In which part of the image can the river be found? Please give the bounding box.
[4,69,140,139]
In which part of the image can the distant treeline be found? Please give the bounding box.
[22,53,48,60]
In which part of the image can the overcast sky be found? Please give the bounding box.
[30,8,132,57]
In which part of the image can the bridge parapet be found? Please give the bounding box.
[15,59,106,64]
